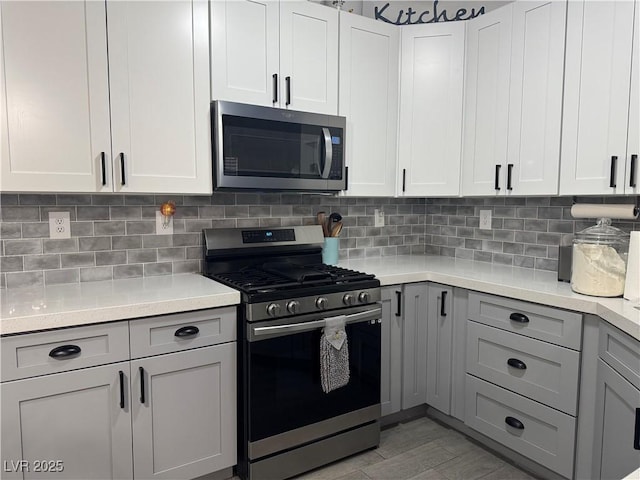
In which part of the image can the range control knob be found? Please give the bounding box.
[343,294,355,306]
[316,297,328,310]
[266,303,281,317]
[286,300,301,314]
[358,291,371,303]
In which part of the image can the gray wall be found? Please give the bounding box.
[1,193,638,289]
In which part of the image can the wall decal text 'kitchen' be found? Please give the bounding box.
[374,0,485,24]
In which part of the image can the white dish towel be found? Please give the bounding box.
[320,315,350,393]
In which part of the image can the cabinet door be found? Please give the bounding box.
[339,12,399,197]
[131,344,236,479]
[381,286,403,416]
[593,359,640,480]
[626,0,639,195]
[461,4,512,196]
[0,1,111,193]
[279,1,338,114]
[401,283,428,410]
[398,22,465,197]
[210,0,279,107]
[107,0,212,194]
[427,284,453,415]
[506,0,565,196]
[0,362,133,480]
[560,0,635,195]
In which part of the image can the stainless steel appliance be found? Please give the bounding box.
[211,101,347,192]
[203,226,381,480]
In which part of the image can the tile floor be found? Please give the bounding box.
[294,416,538,480]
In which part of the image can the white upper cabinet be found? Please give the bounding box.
[0,1,111,193]
[398,21,465,197]
[339,12,399,197]
[1,0,211,194]
[211,0,338,115]
[107,0,212,194]
[626,1,639,195]
[461,4,512,196]
[560,0,637,195]
[463,0,565,197]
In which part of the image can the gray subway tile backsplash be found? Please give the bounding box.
[1,193,638,288]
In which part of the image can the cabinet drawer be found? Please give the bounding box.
[465,374,576,479]
[467,321,580,415]
[467,292,582,349]
[129,307,236,359]
[1,322,130,382]
[599,321,640,389]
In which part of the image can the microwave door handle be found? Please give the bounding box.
[321,127,333,179]
[252,307,382,339]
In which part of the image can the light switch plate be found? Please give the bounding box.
[156,211,173,235]
[48,212,71,239]
[479,210,492,230]
[374,209,385,227]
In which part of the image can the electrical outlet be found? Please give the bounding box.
[49,212,71,239]
[156,211,173,235]
[479,210,492,230]
[374,209,385,227]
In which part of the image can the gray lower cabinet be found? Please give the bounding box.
[1,361,134,480]
[426,283,453,415]
[401,282,428,410]
[131,343,236,480]
[380,286,402,416]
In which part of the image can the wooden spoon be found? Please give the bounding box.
[330,221,343,237]
[316,211,329,237]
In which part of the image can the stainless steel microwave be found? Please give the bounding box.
[211,101,346,192]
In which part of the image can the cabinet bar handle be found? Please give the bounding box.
[174,325,199,338]
[119,370,125,409]
[139,366,146,404]
[507,358,527,370]
[402,169,406,192]
[119,152,126,186]
[509,312,529,324]
[272,73,278,104]
[49,344,81,359]
[505,416,524,430]
[634,408,640,450]
[507,164,514,191]
[630,154,637,188]
[345,166,349,191]
[285,76,291,106]
[395,290,402,317]
[440,291,447,317]
[100,152,107,186]
[610,156,617,188]
[494,165,501,191]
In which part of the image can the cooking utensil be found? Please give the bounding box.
[330,221,343,237]
[328,212,342,237]
[316,211,329,237]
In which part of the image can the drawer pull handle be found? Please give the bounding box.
[175,325,200,338]
[507,358,527,370]
[49,344,81,359]
[509,313,529,324]
[634,408,640,450]
[139,367,146,404]
[505,416,524,430]
[119,370,125,409]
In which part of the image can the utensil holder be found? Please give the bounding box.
[322,238,339,265]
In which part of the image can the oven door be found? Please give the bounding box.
[245,306,381,460]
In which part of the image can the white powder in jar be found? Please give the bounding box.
[571,243,627,297]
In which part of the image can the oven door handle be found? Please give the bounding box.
[252,307,382,338]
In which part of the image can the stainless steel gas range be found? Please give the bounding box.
[203,225,381,480]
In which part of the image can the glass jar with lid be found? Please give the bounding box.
[571,218,630,297]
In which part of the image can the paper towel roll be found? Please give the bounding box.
[570,204,639,220]
[624,231,640,302]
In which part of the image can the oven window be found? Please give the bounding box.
[248,321,380,442]
[222,115,343,181]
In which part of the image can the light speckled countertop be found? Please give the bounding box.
[339,255,640,341]
[0,273,240,335]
